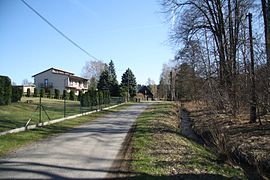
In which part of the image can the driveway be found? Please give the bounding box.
[0,103,150,179]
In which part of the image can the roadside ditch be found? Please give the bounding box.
[180,108,270,180]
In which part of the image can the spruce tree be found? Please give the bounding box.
[108,60,120,96]
[121,68,137,98]
[97,68,110,91]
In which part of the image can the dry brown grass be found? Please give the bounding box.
[183,101,270,179]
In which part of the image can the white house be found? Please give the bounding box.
[22,84,36,95]
[32,67,88,95]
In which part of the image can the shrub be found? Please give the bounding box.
[63,90,68,99]
[40,88,45,97]
[54,89,60,99]
[33,88,38,97]
[78,91,82,101]
[88,89,97,106]
[11,86,23,102]
[103,90,110,104]
[26,88,31,97]
[81,92,90,107]
[47,90,51,98]
[0,76,12,105]
[69,90,75,101]
[98,91,103,105]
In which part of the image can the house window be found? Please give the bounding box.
[44,79,48,87]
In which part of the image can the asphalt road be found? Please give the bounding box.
[0,103,150,179]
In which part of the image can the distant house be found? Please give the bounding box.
[138,86,153,100]
[32,67,88,95]
[19,84,36,95]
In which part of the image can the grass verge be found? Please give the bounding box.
[130,101,246,179]
[0,103,130,158]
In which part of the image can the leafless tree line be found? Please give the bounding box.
[158,0,270,123]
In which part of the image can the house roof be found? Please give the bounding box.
[138,86,153,96]
[32,67,74,77]
[70,75,88,81]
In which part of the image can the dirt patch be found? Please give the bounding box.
[183,101,270,179]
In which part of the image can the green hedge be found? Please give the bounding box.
[80,90,110,107]
[0,76,12,105]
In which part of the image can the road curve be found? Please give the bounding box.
[0,103,150,179]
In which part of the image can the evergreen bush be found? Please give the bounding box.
[63,90,68,99]
[33,88,38,97]
[69,90,75,101]
[0,76,12,105]
[40,88,45,97]
[78,91,82,101]
[47,90,51,98]
[81,92,90,107]
[54,89,60,99]
[11,86,23,102]
[98,91,103,105]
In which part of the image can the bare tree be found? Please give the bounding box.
[248,13,257,123]
[158,63,172,100]
[162,0,254,115]
[146,78,158,98]
[82,60,105,80]
[81,60,105,89]
[261,0,270,66]
[22,79,31,85]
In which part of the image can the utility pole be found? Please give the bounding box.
[170,71,175,101]
[247,13,257,123]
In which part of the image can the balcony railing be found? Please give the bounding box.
[67,82,88,89]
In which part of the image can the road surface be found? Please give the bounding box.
[0,103,150,179]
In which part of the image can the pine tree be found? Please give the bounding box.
[97,68,110,91]
[108,60,120,96]
[121,68,137,98]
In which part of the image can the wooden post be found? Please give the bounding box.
[39,95,42,124]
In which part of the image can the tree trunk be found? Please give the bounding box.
[248,13,257,123]
[262,0,270,66]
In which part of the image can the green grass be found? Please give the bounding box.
[0,97,121,132]
[130,102,246,179]
[0,103,130,157]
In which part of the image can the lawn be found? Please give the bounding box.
[0,97,81,132]
[129,102,246,179]
[0,97,120,132]
[0,103,129,157]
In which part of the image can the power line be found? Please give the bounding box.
[20,0,98,60]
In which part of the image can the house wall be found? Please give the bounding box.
[22,86,35,94]
[34,70,68,94]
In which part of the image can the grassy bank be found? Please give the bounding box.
[0,103,128,157]
[184,101,270,179]
[130,102,246,179]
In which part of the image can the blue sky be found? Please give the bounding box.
[0,0,174,85]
